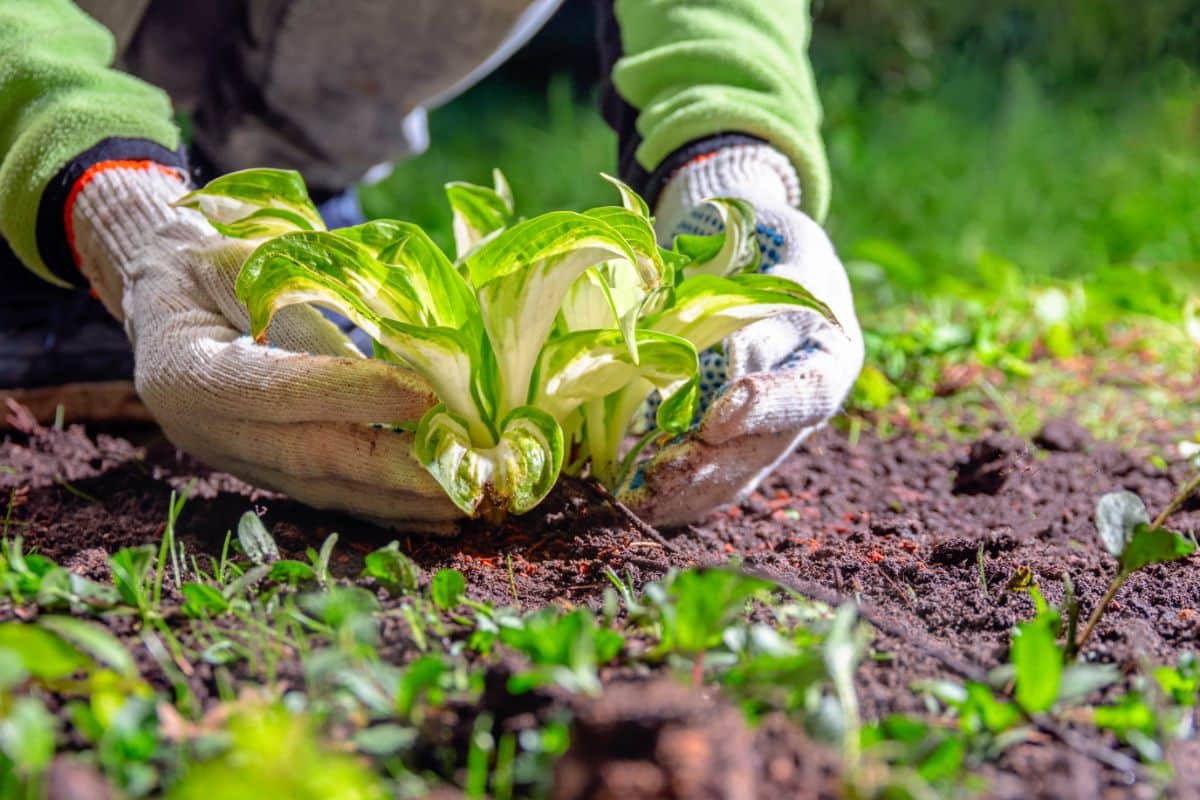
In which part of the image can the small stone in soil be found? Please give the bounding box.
[1033,417,1092,453]
[553,679,756,800]
[952,435,1023,495]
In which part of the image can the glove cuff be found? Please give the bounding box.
[34,138,189,288]
[653,144,801,242]
[69,163,203,320]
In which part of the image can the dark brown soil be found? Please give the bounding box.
[3,404,1198,799]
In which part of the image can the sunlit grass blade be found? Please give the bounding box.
[173,168,325,236]
[414,404,563,517]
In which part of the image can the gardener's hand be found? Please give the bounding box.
[70,165,461,531]
[620,144,864,526]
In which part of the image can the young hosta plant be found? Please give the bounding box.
[177,169,836,519]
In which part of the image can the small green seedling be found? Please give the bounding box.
[181,582,229,617]
[361,541,421,596]
[109,545,156,617]
[1077,478,1199,652]
[1093,652,1199,763]
[1004,582,1118,713]
[168,702,388,800]
[498,607,623,695]
[177,168,836,519]
[236,511,279,566]
[0,536,115,611]
[300,586,381,653]
[1010,586,1062,713]
[0,619,151,791]
[430,569,466,611]
[649,569,772,681]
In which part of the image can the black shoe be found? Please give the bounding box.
[1,279,134,389]
[0,243,144,424]
[0,236,371,425]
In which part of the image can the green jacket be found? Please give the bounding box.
[0,0,827,286]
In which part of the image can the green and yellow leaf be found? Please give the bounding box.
[645,273,839,352]
[414,405,563,517]
[174,168,325,238]
[445,168,515,260]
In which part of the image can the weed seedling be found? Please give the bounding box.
[1076,476,1199,654]
[236,510,279,566]
[0,536,114,611]
[153,484,194,607]
[110,545,156,618]
[1093,652,1200,764]
[645,568,773,684]
[498,607,623,695]
[361,542,420,597]
[430,569,467,612]
[167,702,388,800]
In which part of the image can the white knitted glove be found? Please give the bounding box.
[70,165,460,531]
[619,145,864,526]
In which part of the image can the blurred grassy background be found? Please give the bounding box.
[359,0,1200,439]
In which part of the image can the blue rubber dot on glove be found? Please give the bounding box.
[778,338,823,369]
[628,462,647,490]
[754,226,786,270]
[696,349,729,417]
[639,390,664,430]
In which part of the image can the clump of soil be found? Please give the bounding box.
[3,405,1199,797]
[1033,417,1091,453]
[555,679,757,800]
[951,434,1026,495]
[45,757,115,800]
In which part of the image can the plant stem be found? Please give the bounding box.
[1076,470,1200,654]
[1150,471,1200,530]
[1075,572,1128,653]
[506,553,520,603]
[611,428,661,490]
[1061,574,1081,661]
[691,651,705,687]
[584,478,680,555]
[976,542,989,600]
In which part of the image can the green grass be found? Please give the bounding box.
[365,63,1200,292]
[360,76,615,257]
[825,61,1200,304]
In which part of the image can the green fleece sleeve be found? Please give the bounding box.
[611,0,829,221]
[0,0,180,284]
